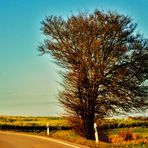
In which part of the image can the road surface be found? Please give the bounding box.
[0,131,88,148]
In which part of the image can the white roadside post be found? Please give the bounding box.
[94,123,99,143]
[47,122,49,135]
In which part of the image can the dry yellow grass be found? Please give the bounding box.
[109,128,148,145]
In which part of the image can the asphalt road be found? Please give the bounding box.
[0,132,88,148]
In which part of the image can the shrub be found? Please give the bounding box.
[118,129,133,141]
[98,129,109,142]
[66,116,85,137]
[110,128,141,143]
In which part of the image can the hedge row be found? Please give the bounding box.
[0,124,71,132]
[96,119,148,129]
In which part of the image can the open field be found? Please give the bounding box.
[0,116,70,132]
[0,115,148,147]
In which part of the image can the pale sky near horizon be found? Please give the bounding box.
[0,0,148,116]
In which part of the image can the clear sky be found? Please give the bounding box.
[0,0,148,116]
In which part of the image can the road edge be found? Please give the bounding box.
[0,131,89,148]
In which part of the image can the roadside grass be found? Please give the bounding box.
[44,129,148,148]
[0,115,148,147]
[47,130,110,148]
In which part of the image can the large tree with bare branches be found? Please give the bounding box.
[39,10,148,140]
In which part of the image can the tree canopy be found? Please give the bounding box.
[39,10,148,139]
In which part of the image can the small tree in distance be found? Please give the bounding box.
[39,10,148,140]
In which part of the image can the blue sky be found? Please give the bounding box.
[0,0,148,116]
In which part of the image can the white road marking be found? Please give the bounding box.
[0,131,80,148]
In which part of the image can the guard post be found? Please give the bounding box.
[94,123,99,143]
[47,122,49,135]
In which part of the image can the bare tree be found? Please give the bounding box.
[39,10,148,140]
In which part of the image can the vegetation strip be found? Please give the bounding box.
[0,116,148,147]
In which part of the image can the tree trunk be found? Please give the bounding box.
[83,112,95,140]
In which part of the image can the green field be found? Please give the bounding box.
[0,115,70,132]
[0,115,147,147]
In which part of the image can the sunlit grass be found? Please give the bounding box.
[0,115,69,127]
[108,127,148,137]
